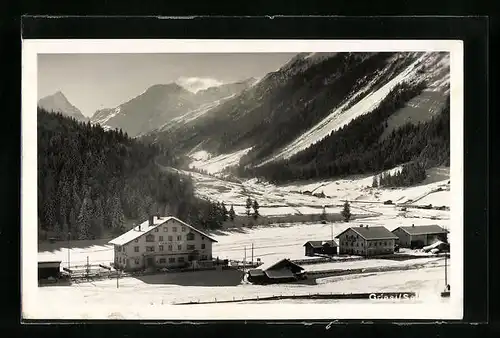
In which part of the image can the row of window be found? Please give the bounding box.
[154,226,186,233]
[341,241,390,247]
[143,232,200,243]
[142,243,205,253]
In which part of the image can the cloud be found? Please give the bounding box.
[175,77,224,93]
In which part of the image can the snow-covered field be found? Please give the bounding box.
[30,262,450,319]
[34,163,452,319]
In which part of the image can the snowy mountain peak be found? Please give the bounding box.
[38,91,88,122]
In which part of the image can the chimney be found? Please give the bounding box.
[138,224,141,231]
[412,224,415,227]
[360,224,363,228]
[149,215,154,226]
[156,213,161,220]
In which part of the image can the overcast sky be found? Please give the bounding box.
[38,53,297,117]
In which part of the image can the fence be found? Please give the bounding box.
[174,292,418,305]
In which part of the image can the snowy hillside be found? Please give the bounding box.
[259,52,450,165]
[38,91,88,122]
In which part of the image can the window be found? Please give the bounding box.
[361,242,364,246]
[182,226,186,232]
[155,228,159,232]
[159,258,166,264]
[374,242,377,246]
[168,236,173,241]
[178,257,185,262]
[163,227,168,232]
[177,235,182,241]
[201,255,207,260]
[187,244,195,250]
[201,243,206,249]
[201,236,205,241]
[159,245,164,251]
[134,258,140,265]
[159,236,164,241]
[135,239,138,243]
[134,246,139,252]
[146,234,155,242]
[384,241,387,246]
[123,246,126,252]
[356,243,359,247]
[186,233,195,241]
[178,244,182,251]
[168,245,172,251]
[117,246,121,252]
[172,227,177,232]
[169,257,175,263]
[146,246,155,252]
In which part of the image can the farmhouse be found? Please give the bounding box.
[335,225,398,257]
[247,258,305,284]
[392,224,449,249]
[303,240,338,256]
[109,215,217,272]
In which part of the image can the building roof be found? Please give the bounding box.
[38,260,62,265]
[257,258,304,272]
[303,240,338,248]
[394,225,448,236]
[335,226,398,240]
[265,269,296,279]
[108,216,217,246]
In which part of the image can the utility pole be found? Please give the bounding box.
[243,246,246,274]
[251,243,254,265]
[67,232,71,270]
[86,256,90,280]
[117,270,120,289]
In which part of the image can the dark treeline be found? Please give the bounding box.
[373,162,428,188]
[38,109,224,241]
[239,81,450,184]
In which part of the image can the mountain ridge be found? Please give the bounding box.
[38,91,88,122]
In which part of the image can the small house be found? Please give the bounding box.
[38,261,62,281]
[392,224,449,249]
[303,240,338,256]
[335,225,398,257]
[247,258,305,284]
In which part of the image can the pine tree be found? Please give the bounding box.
[320,206,327,222]
[229,204,236,222]
[245,197,252,216]
[90,198,105,238]
[341,201,351,222]
[252,199,260,220]
[77,195,92,240]
[221,202,228,221]
[111,195,125,231]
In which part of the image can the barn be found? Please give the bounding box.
[38,261,62,280]
[247,258,306,284]
[303,240,338,256]
[392,224,449,249]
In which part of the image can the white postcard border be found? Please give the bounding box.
[22,39,464,320]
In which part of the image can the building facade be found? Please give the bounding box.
[109,216,217,271]
[392,225,448,248]
[335,226,398,257]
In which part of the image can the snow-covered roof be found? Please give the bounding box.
[394,225,448,236]
[108,216,217,246]
[264,269,296,279]
[335,226,398,241]
[303,240,337,248]
[257,258,304,272]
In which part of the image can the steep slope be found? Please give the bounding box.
[257,52,450,165]
[153,52,418,155]
[38,91,88,122]
[92,80,255,137]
